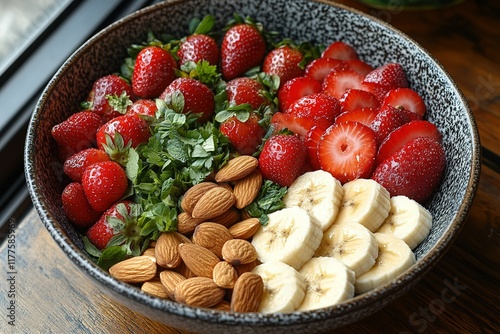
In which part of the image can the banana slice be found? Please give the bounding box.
[297,257,355,311]
[251,206,323,270]
[283,170,344,231]
[355,232,416,294]
[376,195,432,249]
[251,261,306,313]
[334,178,391,232]
[315,222,378,277]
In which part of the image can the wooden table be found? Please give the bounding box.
[1,0,499,333]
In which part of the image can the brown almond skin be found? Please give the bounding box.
[192,222,233,259]
[191,187,236,219]
[177,212,204,235]
[181,182,218,214]
[159,270,186,300]
[222,239,258,266]
[234,260,258,276]
[233,169,263,209]
[174,277,225,308]
[212,261,238,289]
[109,256,157,284]
[155,232,191,268]
[178,243,220,278]
[231,272,264,312]
[228,218,261,239]
[211,207,241,227]
[215,155,259,182]
[141,278,170,299]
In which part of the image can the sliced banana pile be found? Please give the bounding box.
[251,170,432,313]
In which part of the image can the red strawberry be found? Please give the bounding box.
[132,46,177,99]
[376,120,442,165]
[335,107,378,126]
[370,104,415,145]
[219,113,266,155]
[81,161,128,212]
[271,112,332,140]
[318,121,377,184]
[52,111,103,161]
[126,99,158,118]
[344,59,374,76]
[220,24,266,80]
[259,134,307,187]
[286,93,341,122]
[85,74,135,122]
[63,148,110,182]
[322,41,359,60]
[305,57,347,83]
[61,182,101,228]
[361,63,408,101]
[305,124,329,170]
[177,34,219,66]
[338,88,380,112]
[278,76,321,112]
[160,77,215,123]
[322,68,364,99]
[226,77,267,109]
[372,136,446,203]
[262,46,305,86]
[86,200,137,250]
[381,88,427,117]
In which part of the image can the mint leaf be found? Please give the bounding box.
[97,245,128,271]
[244,180,288,225]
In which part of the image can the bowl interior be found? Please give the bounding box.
[24,0,480,332]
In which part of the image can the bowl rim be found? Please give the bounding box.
[24,0,482,328]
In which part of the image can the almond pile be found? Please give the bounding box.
[108,155,265,312]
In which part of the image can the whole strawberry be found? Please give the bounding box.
[220,23,266,80]
[132,45,177,99]
[259,134,307,187]
[262,45,305,86]
[81,161,128,212]
[63,148,110,182]
[220,112,266,155]
[126,99,158,118]
[178,34,219,66]
[61,182,101,228]
[226,77,267,110]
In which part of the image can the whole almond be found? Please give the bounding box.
[155,232,191,268]
[181,182,218,214]
[192,222,233,258]
[159,270,186,299]
[178,243,220,278]
[173,261,197,279]
[228,218,261,239]
[212,299,231,311]
[211,207,241,227]
[234,260,258,276]
[240,209,253,221]
[233,169,263,209]
[174,277,225,308]
[177,212,204,235]
[191,186,235,220]
[231,272,264,312]
[141,278,169,299]
[222,239,258,266]
[215,155,259,182]
[212,261,238,289]
[142,247,156,257]
[109,256,157,284]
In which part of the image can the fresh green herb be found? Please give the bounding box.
[244,180,288,225]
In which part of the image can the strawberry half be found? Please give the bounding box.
[63,148,110,182]
[278,76,321,112]
[286,92,341,122]
[322,68,364,100]
[318,121,377,184]
[335,107,378,127]
[61,182,101,228]
[305,124,329,170]
[338,88,380,113]
[271,112,332,140]
[305,57,346,83]
[376,120,442,165]
[372,136,446,203]
[370,104,415,145]
[381,87,427,117]
[344,59,374,76]
[263,45,305,86]
[362,63,408,101]
[322,41,359,60]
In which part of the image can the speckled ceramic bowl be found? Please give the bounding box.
[24,0,480,332]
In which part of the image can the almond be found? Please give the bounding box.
[212,261,238,289]
[215,155,259,182]
[222,239,258,266]
[191,186,235,220]
[174,277,225,308]
[178,243,220,278]
[233,169,263,209]
[142,247,156,257]
[181,182,218,214]
[159,270,186,300]
[231,272,264,312]
[173,261,197,279]
[192,222,233,258]
[228,218,261,239]
[234,260,258,276]
[177,212,204,235]
[211,207,241,227]
[141,278,169,299]
[212,299,231,311]
[155,232,191,268]
[109,256,157,284]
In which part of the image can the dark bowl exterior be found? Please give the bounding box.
[24,0,481,333]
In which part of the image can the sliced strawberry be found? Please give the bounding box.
[381,88,427,117]
[305,124,329,170]
[286,93,341,122]
[322,68,364,100]
[61,182,101,228]
[335,107,378,127]
[271,112,332,140]
[344,59,374,76]
[258,134,307,187]
[126,99,158,118]
[226,77,267,110]
[362,63,408,102]
[338,88,380,113]
[219,112,266,155]
[278,76,321,112]
[263,45,305,86]
[370,104,414,145]
[372,136,446,203]
[63,148,110,182]
[322,41,359,60]
[318,121,377,184]
[304,57,346,83]
[177,34,219,66]
[376,120,443,165]
[360,81,390,102]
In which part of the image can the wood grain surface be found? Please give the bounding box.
[1,0,499,333]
